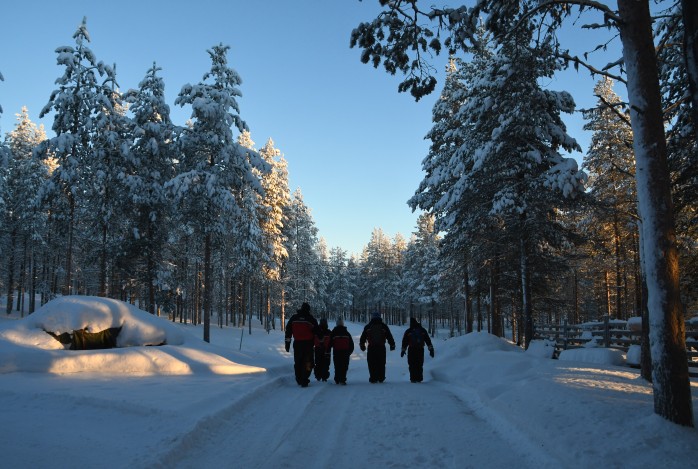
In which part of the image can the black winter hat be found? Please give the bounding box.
[300,302,311,314]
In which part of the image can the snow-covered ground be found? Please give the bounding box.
[0,296,696,468]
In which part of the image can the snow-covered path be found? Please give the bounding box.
[151,359,557,469]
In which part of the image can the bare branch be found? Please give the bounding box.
[524,0,622,24]
[558,51,627,84]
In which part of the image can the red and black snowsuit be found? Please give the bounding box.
[401,317,434,383]
[284,303,320,387]
[329,323,354,384]
[359,316,395,383]
[314,319,331,381]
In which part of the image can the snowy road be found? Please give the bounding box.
[151,360,558,469]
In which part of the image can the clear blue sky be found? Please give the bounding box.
[1,1,616,255]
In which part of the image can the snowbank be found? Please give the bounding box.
[0,296,265,376]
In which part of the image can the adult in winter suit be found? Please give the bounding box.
[401,317,435,383]
[314,318,332,382]
[329,316,354,385]
[359,312,396,383]
[285,302,320,387]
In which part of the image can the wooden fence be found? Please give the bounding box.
[533,316,698,376]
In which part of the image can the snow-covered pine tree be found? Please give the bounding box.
[315,237,330,316]
[88,67,129,298]
[123,63,178,314]
[256,137,290,329]
[582,77,638,322]
[408,39,490,336]
[474,29,584,345]
[412,24,585,343]
[359,227,404,322]
[37,17,112,295]
[325,246,352,318]
[232,130,267,332]
[173,44,267,342]
[282,189,321,312]
[3,108,48,314]
[401,213,441,330]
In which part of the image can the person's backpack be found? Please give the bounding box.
[368,322,386,346]
[409,328,425,348]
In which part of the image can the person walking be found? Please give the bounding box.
[314,317,331,382]
[284,302,319,387]
[401,317,435,383]
[359,312,395,383]
[328,316,354,385]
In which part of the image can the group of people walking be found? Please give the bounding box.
[284,303,434,386]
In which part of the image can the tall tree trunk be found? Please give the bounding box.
[64,194,75,296]
[16,235,27,313]
[573,269,579,325]
[99,222,107,297]
[281,287,286,331]
[464,252,473,333]
[613,215,622,320]
[203,234,211,343]
[604,271,612,319]
[147,223,156,315]
[29,241,36,314]
[6,226,16,315]
[618,0,694,427]
[521,238,533,349]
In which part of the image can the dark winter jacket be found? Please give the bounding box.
[329,326,355,354]
[401,317,433,352]
[315,321,331,350]
[359,318,396,350]
[285,304,320,349]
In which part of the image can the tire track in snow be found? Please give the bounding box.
[150,370,561,468]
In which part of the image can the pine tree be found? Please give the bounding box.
[282,189,321,311]
[582,77,638,323]
[326,246,352,317]
[173,44,267,342]
[89,70,130,298]
[402,213,441,325]
[256,137,290,328]
[123,63,178,314]
[37,17,113,295]
[257,138,290,281]
[3,108,48,313]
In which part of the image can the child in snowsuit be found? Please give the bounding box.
[401,317,434,383]
[359,312,395,383]
[314,317,331,382]
[284,302,320,387]
[329,316,354,385]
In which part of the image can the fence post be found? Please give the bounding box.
[604,314,610,348]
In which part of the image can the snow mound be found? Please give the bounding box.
[7,295,185,348]
[558,347,625,366]
[626,345,641,367]
[438,330,522,361]
[0,296,266,376]
[526,339,556,359]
